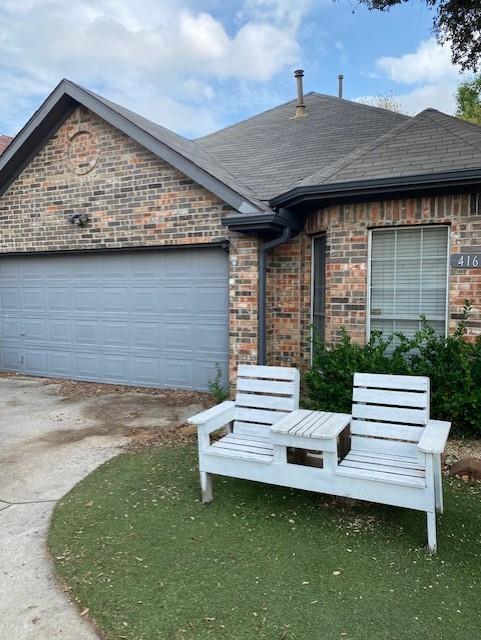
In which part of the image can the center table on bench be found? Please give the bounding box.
[270,409,351,468]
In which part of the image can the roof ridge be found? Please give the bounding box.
[298,110,428,187]
[198,91,407,143]
[423,109,481,155]
[309,91,410,119]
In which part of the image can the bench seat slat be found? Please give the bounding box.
[335,464,426,488]
[341,458,425,478]
[348,452,424,469]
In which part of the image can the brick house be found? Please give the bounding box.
[0,77,480,390]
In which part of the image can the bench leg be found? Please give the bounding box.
[427,511,437,554]
[200,471,213,503]
[434,453,443,514]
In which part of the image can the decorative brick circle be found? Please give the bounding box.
[67,130,99,175]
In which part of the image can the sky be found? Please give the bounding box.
[0,0,471,139]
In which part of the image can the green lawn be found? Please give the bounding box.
[49,445,481,640]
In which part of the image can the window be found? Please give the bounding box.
[369,226,449,339]
[312,235,327,341]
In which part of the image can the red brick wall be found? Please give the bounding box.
[0,105,259,382]
[266,194,481,369]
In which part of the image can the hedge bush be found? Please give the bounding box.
[302,301,481,437]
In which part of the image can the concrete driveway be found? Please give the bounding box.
[0,375,206,639]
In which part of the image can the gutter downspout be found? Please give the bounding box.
[258,226,293,365]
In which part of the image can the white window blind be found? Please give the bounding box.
[370,226,448,338]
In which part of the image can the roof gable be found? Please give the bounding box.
[0,80,268,214]
[298,108,481,187]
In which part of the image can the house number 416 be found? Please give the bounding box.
[451,253,481,268]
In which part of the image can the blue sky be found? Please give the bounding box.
[0,1,468,139]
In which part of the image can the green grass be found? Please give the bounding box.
[49,445,481,640]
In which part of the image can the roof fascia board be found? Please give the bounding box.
[221,208,305,234]
[0,80,265,214]
[271,168,481,208]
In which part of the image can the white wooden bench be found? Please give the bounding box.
[335,372,451,553]
[188,364,299,502]
[189,368,451,553]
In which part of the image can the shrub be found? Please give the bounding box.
[302,301,481,437]
[208,363,228,403]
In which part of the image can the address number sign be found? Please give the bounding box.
[451,254,481,269]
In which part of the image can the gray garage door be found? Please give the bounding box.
[0,248,228,390]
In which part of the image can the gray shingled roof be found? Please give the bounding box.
[4,80,481,212]
[196,92,408,200]
[298,108,481,187]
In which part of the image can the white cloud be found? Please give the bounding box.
[377,38,459,85]
[0,0,310,136]
[363,37,467,115]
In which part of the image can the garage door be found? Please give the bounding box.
[0,248,228,390]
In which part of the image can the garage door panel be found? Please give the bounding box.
[49,319,71,343]
[164,322,193,352]
[2,317,22,339]
[131,355,160,385]
[23,288,45,310]
[162,251,193,279]
[163,287,192,314]
[103,321,129,346]
[196,322,228,355]
[74,288,99,312]
[1,288,21,310]
[2,347,22,369]
[0,260,20,280]
[130,287,159,314]
[24,349,48,373]
[0,248,228,390]
[74,320,99,345]
[72,255,102,279]
[75,352,101,378]
[48,288,72,310]
[24,318,47,341]
[104,354,129,381]
[164,358,193,389]
[102,287,127,313]
[195,286,228,315]
[131,322,158,349]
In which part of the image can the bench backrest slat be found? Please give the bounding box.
[351,373,429,457]
[234,365,300,437]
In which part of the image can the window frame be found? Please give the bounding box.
[366,224,451,342]
[310,233,327,354]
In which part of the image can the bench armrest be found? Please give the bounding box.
[418,419,451,454]
[188,401,235,433]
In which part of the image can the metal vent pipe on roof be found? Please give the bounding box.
[338,74,344,99]
[293,69,307,118]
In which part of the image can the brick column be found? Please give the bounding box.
[228,235,260,386]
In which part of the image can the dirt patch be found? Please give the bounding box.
[444,439,481,467]
[35,392,208,448]
[53,377,212,405]
[0,371,213,405]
